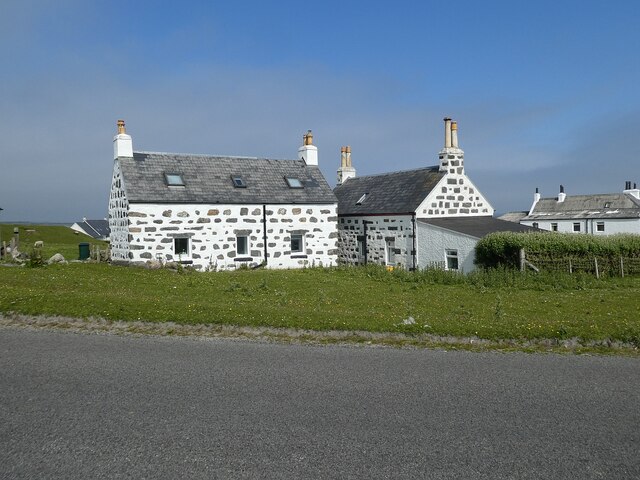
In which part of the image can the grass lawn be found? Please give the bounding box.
[1,263,639,351]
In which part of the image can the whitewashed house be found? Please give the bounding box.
[108,121,339,270]
[520,183,640,234]
[333,118,497,270]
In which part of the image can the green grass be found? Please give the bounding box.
[0,224,108,261]
[1,263,639,350]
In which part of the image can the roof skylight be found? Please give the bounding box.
[165,173,185,186]
[356,193,368,205]
[285,177,304,189]
[232,176,247,188]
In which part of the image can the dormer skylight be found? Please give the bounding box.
[165,173,185,186]
[356,193,368,205]
[604,202,611,208]
[232,176,246,188]
[285,177,304,189]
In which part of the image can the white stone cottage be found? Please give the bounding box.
[108,121,339,270]
[333,118,495,270]
[519,183,640,234]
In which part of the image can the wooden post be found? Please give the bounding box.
[594,257,599,279]
[519,248,525,272]
[569,258,572,274]
[620,256,624,278]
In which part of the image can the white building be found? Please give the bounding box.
[520,183,640,234]
[333,118,499,270]
[108,121,339,270]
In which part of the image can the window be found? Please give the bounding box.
[231,176,246,188]
[356,193,368,205]
[446,250,459,271]
[291,234,304,253]
[604,202,611,209]
[357,237,365,257]
[285,177,304,188]
[237,235,248,255]
[532,222,539,229]
[165,173,184,186]
[385,239,395,266]
[573,222,581,232]
[551,223,558,231]
[174,237,189,256]
[596,222,605,232]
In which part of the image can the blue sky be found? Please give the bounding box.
[1,0,639,222]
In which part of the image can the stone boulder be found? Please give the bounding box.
[47,253,68,265]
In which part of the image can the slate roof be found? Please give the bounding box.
[497,211,528,223]
[419,216,538,238]
[118,152,337,205]
[524,193,640,220]
[72,219,110,239]
[333,166,445,215]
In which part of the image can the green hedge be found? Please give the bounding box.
[475,232,640,268]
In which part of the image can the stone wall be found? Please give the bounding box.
[337,215,414,269]
[108,161,130,262]
[120,202,338,270]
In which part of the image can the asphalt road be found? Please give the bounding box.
[0,328,638,479]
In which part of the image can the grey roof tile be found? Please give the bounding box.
[119,152,337,205]
[419,216,538,238]
[333,167,445,215]
[524,193,640,220]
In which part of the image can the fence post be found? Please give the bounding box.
[620,256,624,278]
[568,258,572,274]
[594,257,599,279]
[519,248,525,272]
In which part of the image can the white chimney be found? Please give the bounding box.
[298,130,318,166]
[444,117,452,148]
[451,121,459,148]
[557,185,566,203]
[623,180,640,199]
[113,119,133,159]
[438,117,465,174]
[337,145,356,185]
[528,187,541,215]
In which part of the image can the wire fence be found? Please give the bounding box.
[524,252,640,278]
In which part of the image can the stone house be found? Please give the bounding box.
[108,121,339,270]
[333,118,494,270]
[519,183,640,234]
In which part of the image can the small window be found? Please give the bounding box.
[357,237,365,257]
[385,239,395,266]
[165,173,184,186]
[291,234,304,253]
[285,177,304,188]
[596,222,605,232]
[551,223,558,231]
[174,237,189,256]
[573,222,581,232]
[356,193,368,205]
[532,222,539,229]
[604,202,611,208]
[231,176,246,188]
[446,249,459,271]
[237,235,248,255]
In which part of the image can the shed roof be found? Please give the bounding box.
[118,152,337,205]
[419,216,537,239]
[333,166,445,215]
[524,193,640,220]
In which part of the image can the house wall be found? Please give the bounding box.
[415,174,493,218]
[416,223,478,272]
[337,215,415,269]
[520,218,640,235]
[108,161,130,262]
[120,203,338,270]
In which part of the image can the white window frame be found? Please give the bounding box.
[291,233,304,254]
[445,249,459,271]
[237,235,249,256]
[596,221,605,232]
[573,222,581,232]
[385,239,395,266]
[551,223,558,231]
[174,237,190,258]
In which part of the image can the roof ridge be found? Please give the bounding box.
[134,151,301,162]
[343,165,440,181]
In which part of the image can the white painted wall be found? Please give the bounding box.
[118,202,338,270]
[416,222,479,273]
[521,218,640,235]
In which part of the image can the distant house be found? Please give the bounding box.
[520,183,640,234]
[108,121,339,270]
[70,218,110,240]
[333,118,495,270]
[417,217,536,272]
